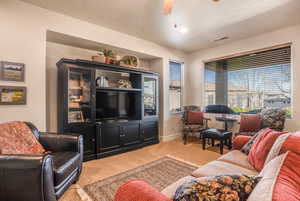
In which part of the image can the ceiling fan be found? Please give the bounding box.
[163,0,221,15]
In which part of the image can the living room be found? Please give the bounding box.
[0,0,299,201]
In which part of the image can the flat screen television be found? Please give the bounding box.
[96,91,136,121]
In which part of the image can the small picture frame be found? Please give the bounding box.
[0,86,27,105]
[0,61,25,82]
[68,111,84,123]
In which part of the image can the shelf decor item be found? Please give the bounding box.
[0,86,27,105]
[91,52,106,63]
[118,79,132,89]
[120,55,140,68]
[0,61,25,82]
[98,48,117,65]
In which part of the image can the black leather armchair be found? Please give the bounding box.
[0,122,83,201]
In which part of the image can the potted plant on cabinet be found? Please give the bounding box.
[91,51,105,63]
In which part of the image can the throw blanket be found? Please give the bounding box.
[0,121,45,154]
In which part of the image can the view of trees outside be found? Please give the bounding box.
[204,63,291,117]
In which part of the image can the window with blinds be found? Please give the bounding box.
[204,46,291,117]
[170,61,183,113]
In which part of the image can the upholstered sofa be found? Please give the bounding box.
[0,122,83,201]
[114,135,272,201]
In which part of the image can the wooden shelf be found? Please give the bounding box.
[96,87,142,92]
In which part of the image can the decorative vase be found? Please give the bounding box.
[91,55,105,63]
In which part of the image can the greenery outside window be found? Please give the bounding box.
[204,46,292,118]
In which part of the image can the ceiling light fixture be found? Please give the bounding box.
[164,0,221,15]
[174,24,189,34]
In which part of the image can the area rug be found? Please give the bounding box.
[79,155,198,201]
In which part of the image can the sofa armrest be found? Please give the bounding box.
[0,154,56,201]
[115,179,172,201]
[39,133,83,153]
[233,136,252,150]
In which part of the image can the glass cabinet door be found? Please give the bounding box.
[143,76,158,117]
[68,68,93,123]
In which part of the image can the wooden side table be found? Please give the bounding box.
[202,129,232,154]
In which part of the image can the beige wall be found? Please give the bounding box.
[186,24,300,132]
[0,0,187,139]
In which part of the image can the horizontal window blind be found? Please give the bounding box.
[204,46,291,116]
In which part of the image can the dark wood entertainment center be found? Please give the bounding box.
[57,59,160,161]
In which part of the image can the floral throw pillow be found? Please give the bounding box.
[173,174,261,201]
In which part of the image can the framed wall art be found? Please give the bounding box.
[0,86,27,105]
[0,61,25,82]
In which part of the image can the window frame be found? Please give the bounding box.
[169,60,184,114]
[202,44,293,118]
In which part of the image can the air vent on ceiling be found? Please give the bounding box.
[214,36,229,42]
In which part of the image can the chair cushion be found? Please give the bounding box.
[187,111,203,124]
[239,114,262,132]
[51,152,80,186]
[248,129,287,171]
[182,124,204,132]
[0,121,45,154]
[191,160,258,178]
[217,150,256,171]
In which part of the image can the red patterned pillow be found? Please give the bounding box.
[0,121,45,154]
[187,111,203,124]
[239,114,262,132]
[248,128,287,171]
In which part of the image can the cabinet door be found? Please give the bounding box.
[98,125,122,153]
[121,123,141,146]
[143,75,159,118]
[69,124,96,156]
[67,67,95,124]
[142,120,158,142]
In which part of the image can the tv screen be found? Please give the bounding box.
[96,91,134,120]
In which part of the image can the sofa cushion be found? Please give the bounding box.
[161,176,195,199]
[248,151,300,201]
[0,121,45,154]
[247,153,287,201]
[218,150,256,171]
[191,160,258,178]
[280,132,300,154]
[173,174,261,201]
[51,152,80,186]
[248,128,287,171]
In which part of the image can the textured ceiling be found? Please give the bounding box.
[21,0,300,52]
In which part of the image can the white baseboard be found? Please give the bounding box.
[160,133,181,142]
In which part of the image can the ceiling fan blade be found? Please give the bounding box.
[163,0,174,15]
